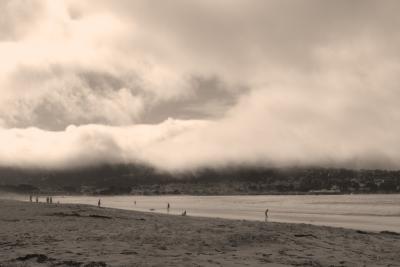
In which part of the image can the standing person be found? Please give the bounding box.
[98,199,101,208]
[167,202,170,213]
[181,210,186,216]
[35,196,39,203]
[265,209,269,222]
[134,200,136,205]
[29,195,32,202]
[50,197,53,204]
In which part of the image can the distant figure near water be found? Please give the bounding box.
[134,200,136,205]
[50,197,53,204]
[181,210,187,216]
[265,209,269,222]
[167,203,170,212]
[29,195,32,202]
[98,199,101,208]
[35,196,39,203]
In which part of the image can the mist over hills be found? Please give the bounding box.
[1,164,399,195]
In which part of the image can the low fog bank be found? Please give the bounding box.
[1,114,400,172]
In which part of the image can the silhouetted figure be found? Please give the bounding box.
[265,209,269,222]
[35,196,38,203]
[46,197,49,204]
[167,202,170,212]
[134,200,136,205]
[29,195,32,202]
[181,210,187,216]
[50,197,53,204]
[98,199,101,208]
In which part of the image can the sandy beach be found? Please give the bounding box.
[0,199,399,267]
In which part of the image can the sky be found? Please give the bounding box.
[1,0,400,171]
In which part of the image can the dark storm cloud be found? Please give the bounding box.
[141,76,246,123]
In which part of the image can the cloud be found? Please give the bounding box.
[0,0,45,41]
[1,1,400,170]
[0,119,208,169]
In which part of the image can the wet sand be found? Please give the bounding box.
[0,199,399,266]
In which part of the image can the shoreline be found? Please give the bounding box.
[4,193,400,234]
[1,199,399,266]
[3,189,400,196]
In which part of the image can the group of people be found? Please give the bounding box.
[95,199,269,221]
[46,196,53,204]
[29,195,54,204]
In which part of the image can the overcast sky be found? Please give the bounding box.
[1,0,400,170]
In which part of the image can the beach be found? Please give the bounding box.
[36,194,400,233]
[0,199,399,267]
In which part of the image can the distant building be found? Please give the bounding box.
[374,179,385,187]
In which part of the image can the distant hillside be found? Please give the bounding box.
[0,164,399,195]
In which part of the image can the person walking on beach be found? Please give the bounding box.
[50,197,53,204]
[265,209,269,222]
[98,199,101,208]
[181,210,187,216]
[167,202,170,213]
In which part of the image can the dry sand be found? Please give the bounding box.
[0,199,399,267]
